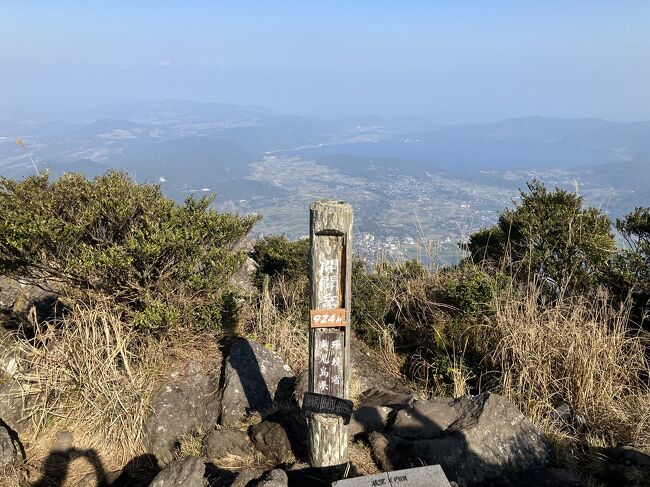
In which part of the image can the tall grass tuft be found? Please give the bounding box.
[488,282,650,452]
[10,300,162,466]
[244,276,309,374]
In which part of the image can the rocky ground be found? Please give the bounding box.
[1,277,650,486]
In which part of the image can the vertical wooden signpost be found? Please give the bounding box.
[306,200,353,477]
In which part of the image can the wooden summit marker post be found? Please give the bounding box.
[306,200,353,476]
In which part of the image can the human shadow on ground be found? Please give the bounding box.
[273,375,310,460]
[223,339,308,460]
[109,453,159,486]
[203,462,239,486]
[33,447,109,487]
[222,338,274,419]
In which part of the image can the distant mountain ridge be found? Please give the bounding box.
[1,100,648,242]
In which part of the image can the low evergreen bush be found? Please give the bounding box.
[0,171,257,330]
[252,235,309,287]
[467,180,616,295]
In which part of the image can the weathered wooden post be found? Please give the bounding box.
[305,200,353,477]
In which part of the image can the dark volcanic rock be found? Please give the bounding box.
[219,339,294,426]
[0,278,21,313]
[203,427,254,462]
[229,256,258,296]
[348,404,393,437]
[230,467,264,487]
[367,431,394,472]
[348,387,420,437]
[249,420,293,464]
[0,277,59,329]
[0,424,17,468]
[369,393,551,487]
[357,387,419,409]
[0,334,28,436]
[250,468,289,487]
[144,356,221,466]
[0,381,24,436]
[391,397,458,439]
[149,456,207,487]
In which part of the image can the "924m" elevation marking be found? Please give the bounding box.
[310,308,348,328]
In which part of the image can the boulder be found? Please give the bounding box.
[0,384,27,437]
[348,405,392,437]
[249,420,293,464]
[367,431,393,472]
[0,424,17,468]
[0,332,28,436]
[229,257,259,296]
[203,427,254,462]
[250,468,289,487]
[219,339,294,426]
[369,393,551,487]
[357,387,419,409]
[149,456,207,487]
[0,278,23,315]
[0,277,59,329]
[230,467,264,487]
[391,397,458,439]
[144,355,221,466]
[349,387,420,437]
[228,238,257,296]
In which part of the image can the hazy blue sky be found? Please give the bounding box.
[2,1,649,121]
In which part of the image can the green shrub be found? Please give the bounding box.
[0,171,257,330]
[252,235,309,286]
[438,266,494,315]
[610,207,650,325]
[352,260,427,326]
[351,259,393,345]
[467,180,616,295]
[351,258,499,393]
[463,227,506,265]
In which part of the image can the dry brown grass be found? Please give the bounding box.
[352,258,650,475]
[7,300,165,470]
[363,267,477,398]
[0,467,24,486]
[242,277,309,374]
[348,439,380,477]
[210,451,269,471]
[241,276,412,403]
[488,284,650,454]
